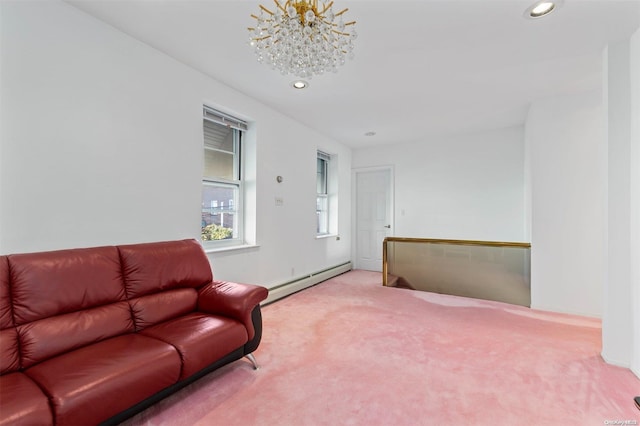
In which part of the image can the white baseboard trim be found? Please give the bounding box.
[601,351,631,369]
[263,262,352,305]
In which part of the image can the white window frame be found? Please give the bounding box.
[202,106,247,249]
[316,150,331,236]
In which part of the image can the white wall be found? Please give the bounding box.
[0,1,351,288]
[603,41,632,369]
[629,29,640,377]
[631,25,640,380]
[352,126,526,242]
[602,32,640,374]
[525,91,606,318]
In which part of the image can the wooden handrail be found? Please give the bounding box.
[383,237,530,248]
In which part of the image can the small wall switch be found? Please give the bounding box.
[275,197,284,206]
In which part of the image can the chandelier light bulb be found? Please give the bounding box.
[248,0,357,78]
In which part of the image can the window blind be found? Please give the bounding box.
[203,106,248,131]
[203,120,233,151]
[317,151,331,161]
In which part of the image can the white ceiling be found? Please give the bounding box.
[66,0,640,148]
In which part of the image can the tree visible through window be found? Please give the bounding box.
[202,107,246,246]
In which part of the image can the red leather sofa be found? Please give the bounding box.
[0,239,268,425]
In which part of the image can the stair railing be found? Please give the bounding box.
[382,237,532,307]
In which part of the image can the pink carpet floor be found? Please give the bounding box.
[122,270,639,425]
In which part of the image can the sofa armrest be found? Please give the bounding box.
[197,281,268,340]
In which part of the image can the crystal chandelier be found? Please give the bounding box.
[248,0,357,78]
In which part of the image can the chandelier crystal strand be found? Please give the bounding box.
[248,0,357,78]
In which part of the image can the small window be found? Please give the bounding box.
[316,151,330,235]
[202,107,246,247]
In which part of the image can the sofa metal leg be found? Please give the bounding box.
[245,353,259,370]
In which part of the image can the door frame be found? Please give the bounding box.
[351,165,395,270]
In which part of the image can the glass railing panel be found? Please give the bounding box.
[384,238,531,307]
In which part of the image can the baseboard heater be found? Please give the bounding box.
[262,261,352,305]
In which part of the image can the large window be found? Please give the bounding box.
[316,151,330,235]
[201,106,246,247]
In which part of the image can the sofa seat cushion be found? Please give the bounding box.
[25,334,181,426]
[140,312,247,379]
[0,372,52,426]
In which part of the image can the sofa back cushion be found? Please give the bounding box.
[0,328,20,374]
[130,288,198,331]
[0,256,12,330]
[18,302,133,368]
[8,246,132,368]
[0,256,20,374]
[10,246,126,324]
[119,239,212,298]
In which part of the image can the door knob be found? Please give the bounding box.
[384,225,391,228]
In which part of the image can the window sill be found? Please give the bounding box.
[204,244,260,254]
[315,234,339,240]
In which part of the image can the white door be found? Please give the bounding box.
[355,168,393,271]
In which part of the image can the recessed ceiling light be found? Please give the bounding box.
[292,80,308,89]
[531,2,554,16]
[525,0,560,19]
